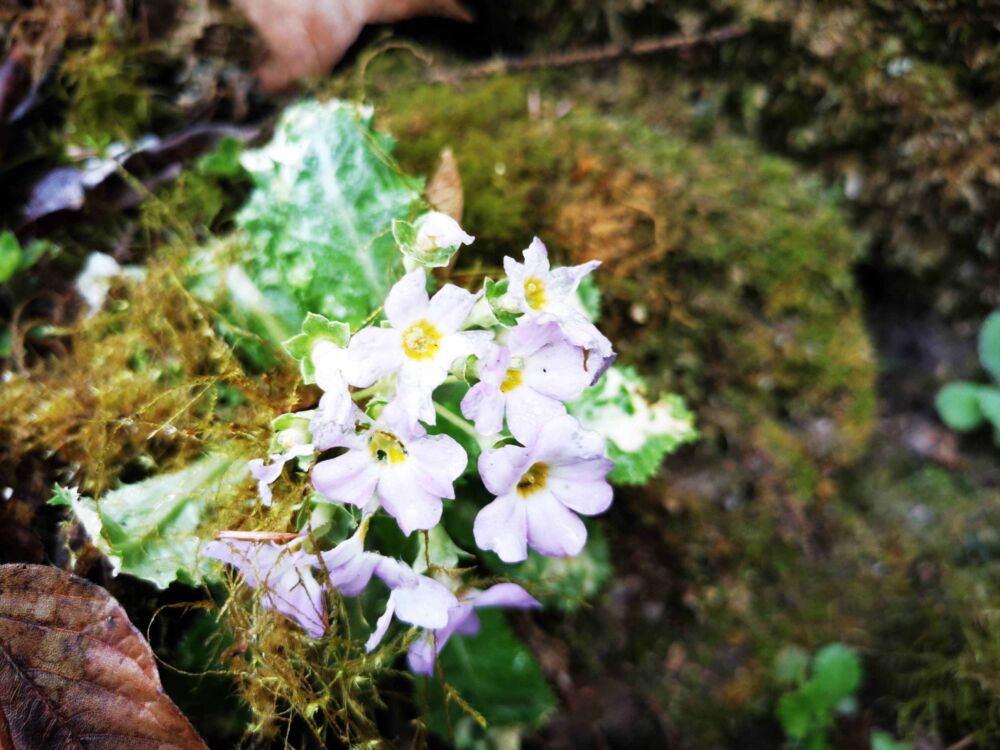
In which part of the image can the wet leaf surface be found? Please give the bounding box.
[0,563,209,750]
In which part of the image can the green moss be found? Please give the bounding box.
[505,0,1000,319]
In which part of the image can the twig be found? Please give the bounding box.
[215,530,304,543]
[444,25,747,80]
[944,735,976,750]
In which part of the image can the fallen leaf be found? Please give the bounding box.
[0,563,209,750]
[234,0,473,92]
[426,147,463,221]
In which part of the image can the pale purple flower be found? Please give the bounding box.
[407,582,540,675]
[474,414,614,562]
[461,318,591,441]
[249,443,315,507]
[345,269,492,426]
[309,390,365,451]
[363,557,458,652]
[311,531,457,651]
[311,404,467,535]
[503,238,613,368]
[203,539,326,638]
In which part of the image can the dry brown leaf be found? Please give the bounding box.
[426,146,463,220]
[234,0,473,92]
[0,563,209,750]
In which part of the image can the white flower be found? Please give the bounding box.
[76,252,144,316]
[503,238,613,365]
[461,318,591,441]
[415,211,474,256]
[311,404,467,535]
[345,268,492,426]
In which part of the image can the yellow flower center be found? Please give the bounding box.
[516,462,549,497]
[401,319,442,360]
[500,367,523,393]
[524,276,547,311]
[369,431,407,464]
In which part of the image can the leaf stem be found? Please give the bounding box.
[433,402,492,451]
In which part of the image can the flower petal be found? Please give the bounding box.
[477,444,531,496]
[312,451,379,507]
[406,632,437,675]
[523,341,590,401]
[547,260,600,299]
[522,237,551,276]
[365,595,396,652]
[427,283,480,332]
[547,459,614,516]
[460,380,506,435]
[385,268,430,329]
[469,582,541,610]
[473,493,528,563]
[505,386,567,445]
[312,339,350,393]
[406,433,468,496]
[345,326,403,386]
[392,576,456,629]
[311,392,366,451]
[525,489,587,558]
[395,359,447,426]
[376,464,443,535]
[507,317,563,357]
[532,414,607,464]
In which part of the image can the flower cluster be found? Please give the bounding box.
[207,216,616,672]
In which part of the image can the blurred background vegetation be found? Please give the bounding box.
[1,1,998,748]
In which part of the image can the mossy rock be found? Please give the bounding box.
[376,73,876,506]
[502,0,1000,320]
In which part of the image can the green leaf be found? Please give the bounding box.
[870,730,912,750]
[0,231,22,283]
[773,645,811,686]
[414,524,469,573]
[569,365,698,485]
[977,387,1000,428]
[935,382,985,431]
[484,526,612,612]
[811,643,861,705]
[197,134,245,177]
[235,99,423,332]
[979,311,1000,381]
[484,277,521,327]
[575,273,602,321]
[777,690,816,741]
[49,452,248,589]
[282,312,351,384]
[422,609,556,740]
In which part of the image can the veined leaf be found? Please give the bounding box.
[50,452,248,589]
[0,564,209,750]
[569,365,698,485]
[235,99,423,332]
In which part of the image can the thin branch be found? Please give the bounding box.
[442,25,747,81]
